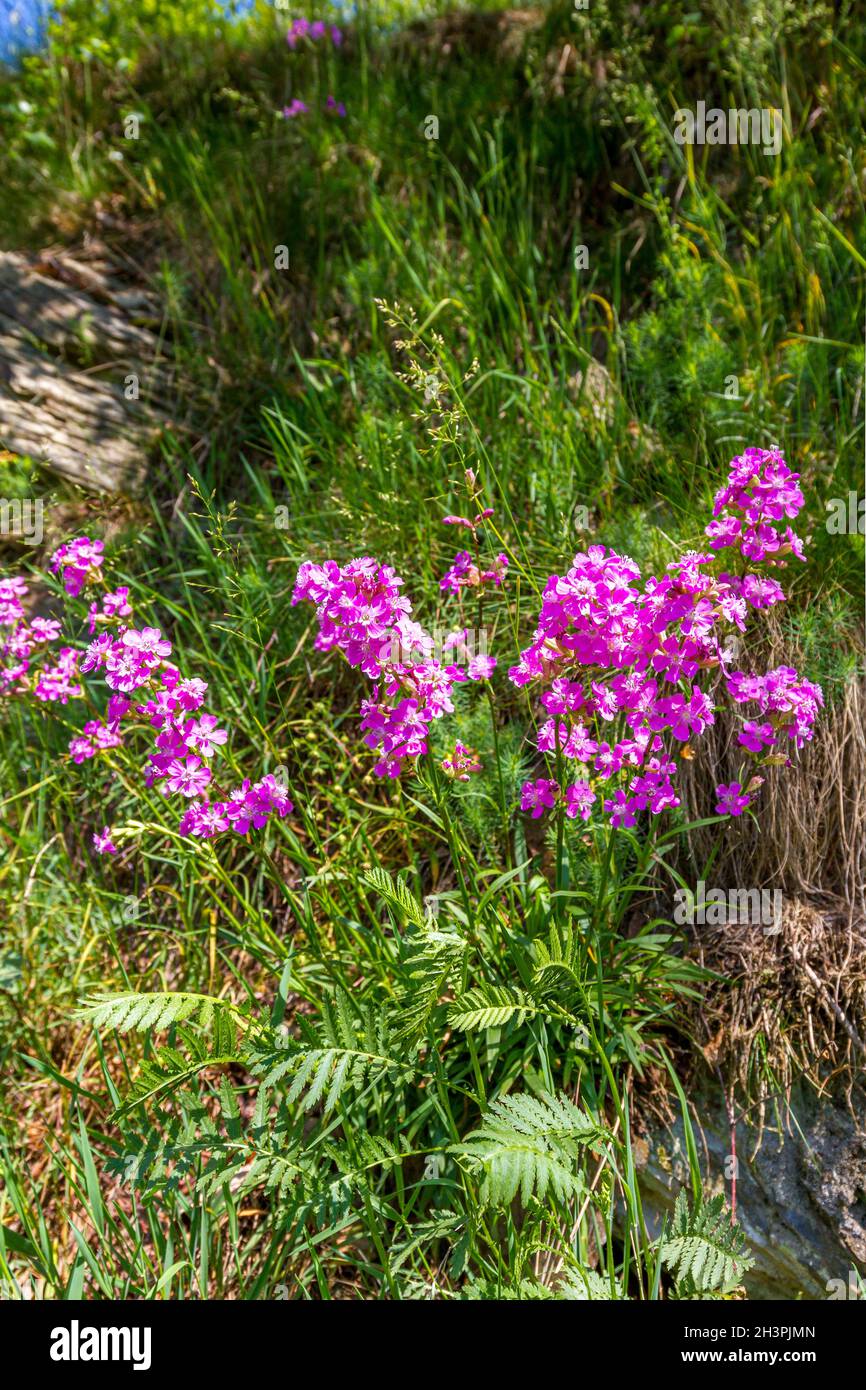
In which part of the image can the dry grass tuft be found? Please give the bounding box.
[679,646,865,920]
[689,895,866,1122]
[665,618,866,1110]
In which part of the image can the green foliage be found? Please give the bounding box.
[532,920,586,1001]
[451,1091,605,1208]
[465,1267,619,1301]
[448,986,539,1032]
[660,1191,755,1297]
[114,1025,240,1118]
[250,991,412,1113]
[80,991,245,1036]
[362,867,427,930]
[2,0,858,1301]
[394,928,465,1043]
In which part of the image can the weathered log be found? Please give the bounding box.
[0,251,158,359]
[0,249,171,494]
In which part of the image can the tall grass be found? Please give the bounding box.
[0,0,863,1299]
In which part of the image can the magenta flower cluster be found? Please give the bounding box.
[440,549,509,596]
[509,449,821,825]
[439,508,509,595]
[706,447,805,563]
[442,740,482,781]
[286,18,342,48]
[1,447,823,870]
[1,576,73,700]
[49,536,104,597]
[293,453,820,816]
[1,542,293,856]
[283,18,345,120]
[292,552,497,778]
[281,95,345,119]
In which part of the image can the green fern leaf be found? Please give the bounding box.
[395,931,463,1042]
[80,991,245,1035]
[660,1191,754,1293]
[249,997,410,1115]
[362,867,427,929]
[114,1026,241,1118]
[452,1090,605,1208]
[448,985,542,1031]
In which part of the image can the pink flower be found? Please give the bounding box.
[564,781,595,821]
[715,782,751,817]
[122,626,172,662]
[441,741,481,781]
[175,676,208,709]
[83,719,123,750]
[520,778,558,819]
[741,574,785,609]
[49,536,104,596]
[183,713,229,758]
[104,647,153,693]
[93,826,118,855]
[564,724,598,761]
[29,617,61,643]
[738,720,776,753]
[604,789,639,828]
[88,586,133,633]
[0,577,28,626]
[726,667,823,748]
[163,755,212,798]
[223,776,292,835]
[81,633,114,673]
[442,508,494,532]
[69,735,96,763]
[294,556,458,778]
[467,653,496,681]
[0,543,296,851]
[179,800,230,838]
[106,695,131,729]
[440,544,507,596]
[34,648,81,703]
[706,448,805,564]
[138,689,178,727]
[286,17,310,48]
[504,459,820,826]
[537,719,569,753]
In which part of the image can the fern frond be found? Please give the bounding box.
[395,930,464,1042]
[80,991,246,1035]
[362,867,426,928]
[389,1210,467,1273]
[113,1023,241,1118]
[299,1047,393,1111]
[532,920,585,999]
[558,1268,618,1300]
[249,992,411,1113]
[448,985,554,1031]
[465,1266,617,1300]
[660,1190,754,1294]
[451,1090,605,1208]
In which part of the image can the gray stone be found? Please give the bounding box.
[637,1084,866,1300]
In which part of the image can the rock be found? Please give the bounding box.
[636,1083,866,1300]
